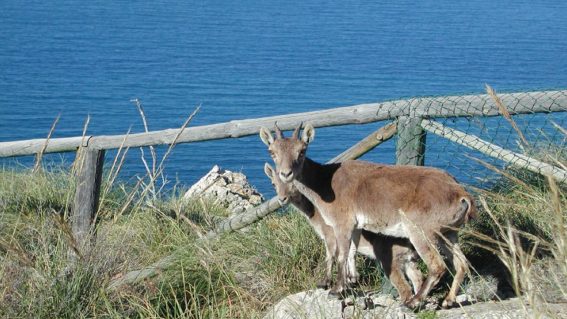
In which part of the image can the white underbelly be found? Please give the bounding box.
[356,213,409,238]
[380,222,409,238]
[356,244,377,259]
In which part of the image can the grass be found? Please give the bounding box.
[0,166,336,318]
[416,310,438,319]
[455,143,567,318]
[2,158,565,319]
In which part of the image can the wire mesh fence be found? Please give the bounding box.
[398,89,567,190]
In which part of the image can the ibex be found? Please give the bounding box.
[264,163,423,303]
[260,123,476,309]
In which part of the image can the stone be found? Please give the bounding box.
[436,297,567,319]
[264,290,567,319]
[455,293,475,305]
[184,165,264,214]
[262,289,343,319]
[263,290,415,319]
[365,293,415,319]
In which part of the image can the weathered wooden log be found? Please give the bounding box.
[330,122,397,163]
[107,254,176,291]
[421,119,567,183]
[412,89,567,118]
[396,116,426,166]
[72,148,105,253]
[205,197,282,239]
[0,136,89,158]
[2,90,566,157]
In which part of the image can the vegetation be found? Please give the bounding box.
[0,167,364,318]
[0,143,565,318]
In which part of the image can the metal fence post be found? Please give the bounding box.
[396,116,426,166]
[72,147,105,254]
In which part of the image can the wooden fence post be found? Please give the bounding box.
[72,147,105,255]
[396,116,426,166]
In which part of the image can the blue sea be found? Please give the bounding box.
[1,0,566,196]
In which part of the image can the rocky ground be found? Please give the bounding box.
[263,289,567,319]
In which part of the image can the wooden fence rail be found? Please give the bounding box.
[1,90,566,158]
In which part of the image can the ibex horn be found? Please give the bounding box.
[292,122,302,139]
[274,122,284,139]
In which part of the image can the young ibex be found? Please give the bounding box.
[264,163,423,303]
[260,123,476,309]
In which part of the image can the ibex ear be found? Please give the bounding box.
[264,163,275,179]
[301,123,315,144]
[259,127,274,146]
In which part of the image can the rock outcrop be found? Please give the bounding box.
[263,289,408,319]
[263,289,567,319]
[184,165,263,214]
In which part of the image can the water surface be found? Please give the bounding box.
[1,0,566,194]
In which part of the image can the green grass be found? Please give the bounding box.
[0,167,336,318]
[416,310,438,319]
[1,147,566,318]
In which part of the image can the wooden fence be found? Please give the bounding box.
[1,89,566,289]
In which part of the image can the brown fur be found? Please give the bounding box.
[260,124,476,309]
[264,163,423,302]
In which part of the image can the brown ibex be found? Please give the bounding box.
[260,123,476,309]
[264,163,423,303]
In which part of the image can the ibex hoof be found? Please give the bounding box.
[328,288,348,299]
[441,299,454,309]
[316,280,330,289]
[404,297,425,312]
[399,295,413,306]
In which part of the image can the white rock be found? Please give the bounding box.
[264,291,415,319]
[263,289,343,319]
[266,290,567,319]
[184,165,222,198]
[184,165,264,214]
[455,293,475,304]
